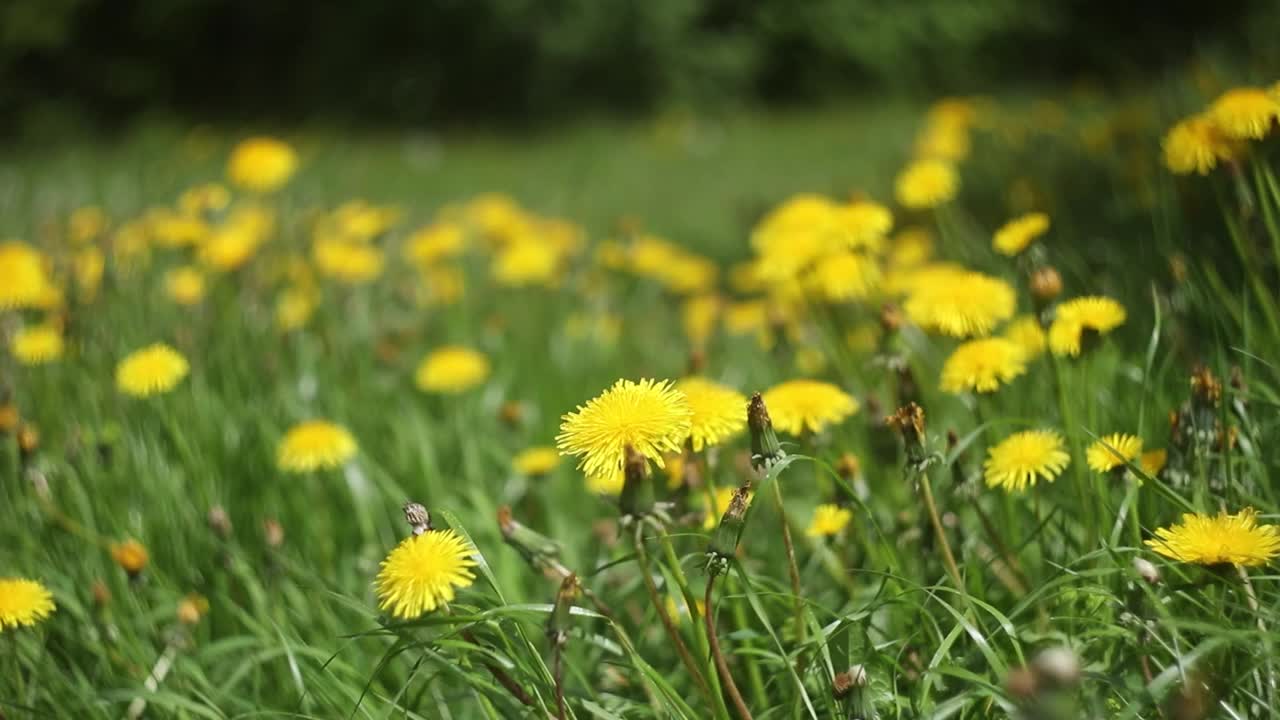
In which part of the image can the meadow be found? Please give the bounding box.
[3,68,1280,720]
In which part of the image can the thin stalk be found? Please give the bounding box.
[706,574,754,720]
[1052,354,1094,547]
[459,628,536,708]
[769,479,806,646]
[654,523,729,718]
[916,468,965,595]
[553,644,567,720]
[727,574,769,709]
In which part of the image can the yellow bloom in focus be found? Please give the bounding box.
[1163,115,1237,175]
[1086,433,1142,473]
[1003,315,1046,359]
[165,266,206,305]
[0,241,56,310]
[806,251,881,302]
[415,347,490,394]
[904,270,1015,337]
[704,485,752,530]
[940,338,1027,394]
[11,325,64,365]
[895,160,958,209]
[0,578,56,631]
[276,287,317,331]
[513,446,561,476]
[761,379,858,436]
[116,343,189,397]
[557,379,692,482]
[277,420,358,472]
[405,222,466,267]
[1207,87,1280,140]
[993,212,1049,256]
[493,240,560,286]
[227,137,298,192]
[375,529,477,619]
[313,238,384,284]
[806,504,853,538]
[1049,296,1126,357]
[1141,449,1167,477]
[1147,508,1280,567]
[110,539,149,576]
[676,377,747,452]
[983,430,1069,492]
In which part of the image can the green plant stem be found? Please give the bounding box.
[654,524,729,718]
[727,574,769,709]
[916,468,965,595]
[705,574,754,720]
[1052,354,1094,548]
[769,479,806,647]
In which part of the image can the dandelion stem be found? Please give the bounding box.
[653,522,729,717]
[916,467,965,594]
[553,643,567,720]
[459,628,536,708]
[705,574,754,720]
[769,479,806,647]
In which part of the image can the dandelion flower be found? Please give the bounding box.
[513,446,561,476]
[276,287,317,331]
[983,430,1070,492]
[1140,449,1167,477]
[405,223,466,267]
[1163,115,1237,175]
[0,241,56,310]
[557,379,692,481]
[761,379,858,436]
[165,266,206,305]
[806,504,853,537]
[0,578,56,630]
[1207,87,1280,140]
[200,227,261,272]
[895,160,959,209]
[806,251,882,301]
[1147,508,1280,567]
[682,294,720,347]
[375,529,477,619]
[313,238,384,284]
[1049,296,1126,357]
[677,377,747,451]
[1086,433,1143,473]
[940,338,1027,394]
[277,420,358,472]
[110,540,149,577]
[227,137,298,192]
[116,343,189,397]
[833,201,893,251]
[586,467,625,495]
[415,346,491,394]
[492,240,560,286]
[11,325,64,365]
[904,270,1016,337]
[993,212,1050,256]
[1003,315,1047,359]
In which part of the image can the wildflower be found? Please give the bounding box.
[375,529,477,619]
[165,266,206,305]
[0,578,56,631]
[939,338,1028,394]
[888,227,934,269]
[682,294,720,347]
[116,343,189,397]
[806,504,853,537]
[68,206,108,244]
[0,241,56,310]
[513,446,561,476]
[1163,115,1237,175]
[1140,449,1167,477]
[415,346,491,394]
[0,404,18,434]
[313,238,384,284]
[1207,87,1280,140]
[227,137,298,192]
[904,271,1016,337]
[275,287,317,331]
[676,377,747,451]
[833,200,893,251]
[277,420,357,472]
[110,540,149,578]
[806,251,882,301]
[1003,315,1047,358]
[983,430,1070,492]
[1049,296,1126,356]
[1146,508,1280,566]
[586,467,625,495]
[1086,433,1143,473]
[762,379,858,436]
[178,183,231,217]
[11,325,64,365]
[149,209,209,248]
[895,160,959,209]
[492,240,560,286]
[557,379,692,482]
[200,227,261,271]
[176,593,210,625]
[405,223,466,267]
[992,212,1050,256]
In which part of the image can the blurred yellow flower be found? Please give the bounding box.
[110,539,150,576]
[681,294,720,347]
[420,265,466,306]
[676,377,747,452]
[1207,87,1280,140]
[176,593,210,626]
[73,246,105,300]
[116,343,189,397]
[993,212,1049,256]
[806,504,853,538]
[904,270,1015,337]
[0,241,56,310]
[1049,296,1126,357]
[179,183,231,217]
[313,238,384,284]
[1163,115,1237,175]
[939,337,1027,394]
[415,346,491,394]
[0,578,56,631]
[165,266,206,305]
[914,122,971,161]
[277,420,357,472]
[1140,449,1167,477]
[68,206,108,244]
[833,201,893,251]
[895,160,958,209]
[227,137,298,192]
[275,287,317,331]
[557,379,692,482]
[1003,315,1047,359]
[887,227,934,269]
[375,529,476,619]
[493,240,560,286]
[1086,433,1142,473]
[149,209,210,248]
[761,379,858,436]
[1146,508,1280,566]
[586,467,624,495]
[405,222,466,267]
[513,446,561,476]
[806,251,881,301]
[983,430,1069,492]
[11,325,64,365]
[200,227,261,272]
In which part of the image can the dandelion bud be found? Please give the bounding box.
[1004,666,1038,699]
[92,580,112,608]
[748,393,785,471]
[1029,266,1063,307]
[836,453,860,480]
[1031,646,1081,688]
[499,401,524,428]
[0,403,18,434]
[498,505,564,573]
[207,505,232,539]
[403,501,432,535]
[887,402,928,468]
[177,593,209,626]
[832,664,868,698]
[1133,557,1161,584]
[879,303,903,333]
[619,446,655,519]
[17,423,39,462]
[110,539,150,579]
[547,573,580,648]
[706,485,752,575]
[263,518,285,548]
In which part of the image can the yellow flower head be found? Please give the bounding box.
[983,430,1070,492]
[1163,115,1238,175]
[405,222,466,267]
[904,270,1016,338]
[277,420,358,472]
[806,504,853,538]
[1140,449,1167,477]
[227,137,298,192]
[761,379,858,436]
[200,227,262,272]
[415,346,491,394]
[165,266,206,305]
[110,539,150,576]
[939,337,1027,394]
[0,241,56,310]
[375,529,477,619]
[806,251,882,302]
[1049,296,1126,357]
[177,593,210,626]
[682,294,720,347]
[513,446,562,476]
[74,246,105,300]
[1147,508,1280,567]
[676,377,747,452]
[276,287,317,331]
[179,183,231,217]
[993,212,1050,257]
[1003,315,1047,359]
[1207,87,1280,140]
[116,343,189,397]
[492,240,560,286]
[0,578,56,631]
[895,160,959,210]
[1086,433,1143,473]
[586,467,625,495]
[833,201,893,252]
[557,379,692,481]
[313,238,384,284]
[888,227,934,269]
[68,206,109,244]
[914,122,971,161]
[11,325,65,366]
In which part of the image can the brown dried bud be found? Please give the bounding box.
[1190,365,1222,408]
[1029,266,1063,304]
[499,401,524,428]
[748,393,785,470]
[1004,666,1038,698]
[264,519,285,548]
[404,501,432,535]
[836,453,861,480]
[207,505,232,539]
[879,303,903,333]
[832,664,868,698]
[687,348,706,375]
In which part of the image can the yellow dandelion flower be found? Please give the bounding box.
[149,209,210,248]
[832,201,893,252]
[1049,296,1126,357]
[1207,87,1280,140]
[11,325,64,365]
[1147,508,1280,567]
[405,222,466,267]
[806,251,882,302]
[704,485,752,530]
[415,346,491,394]
[227,137,298,193]
[176,593,210,626]
[116,343,189,397]
[586,467,625,495]
[993,212,1050,257]
[165,266,206,305]
[178,183,231,217]
[914,122,971,161]
[0,578,56,631]
[888,227,934,269]
[904,270,1016,337]
[1003,315,1046,359]
[983,430,1070,492]
[682,294,720,347]
[761,379,858,436]
[0,241,56,310]
[277,420,358,472]
[1086,433,1143,473]
[1140,449,1167,477]
[939,338,1027,394]
[723,300,769,336]
[74,246,105,300]
[513,446,561,476]
[493,240,560,286]
[313,238,384,284]
[1163,114,1238,175]
[200,227,261,272]
[110,539,150,576]
[375,529,477,619]
[68,206,108,244]
[676,377,747,452]
[557,379,692,481]
[895,160,959,210]
[806,504,853,538]
[276,287,317,331]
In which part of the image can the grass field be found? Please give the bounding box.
[4,71,1280,720]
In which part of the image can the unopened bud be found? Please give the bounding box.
[1029,266,1063,306]
[499,401,524,428]
[498,505,564,573]
[706,486,752,574]
[879,303,903,333]
[92,580,112,608]
[886,403,928,468]
[547,573,581,647]
[1133,557,1161,584]
[748,393,785,471]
